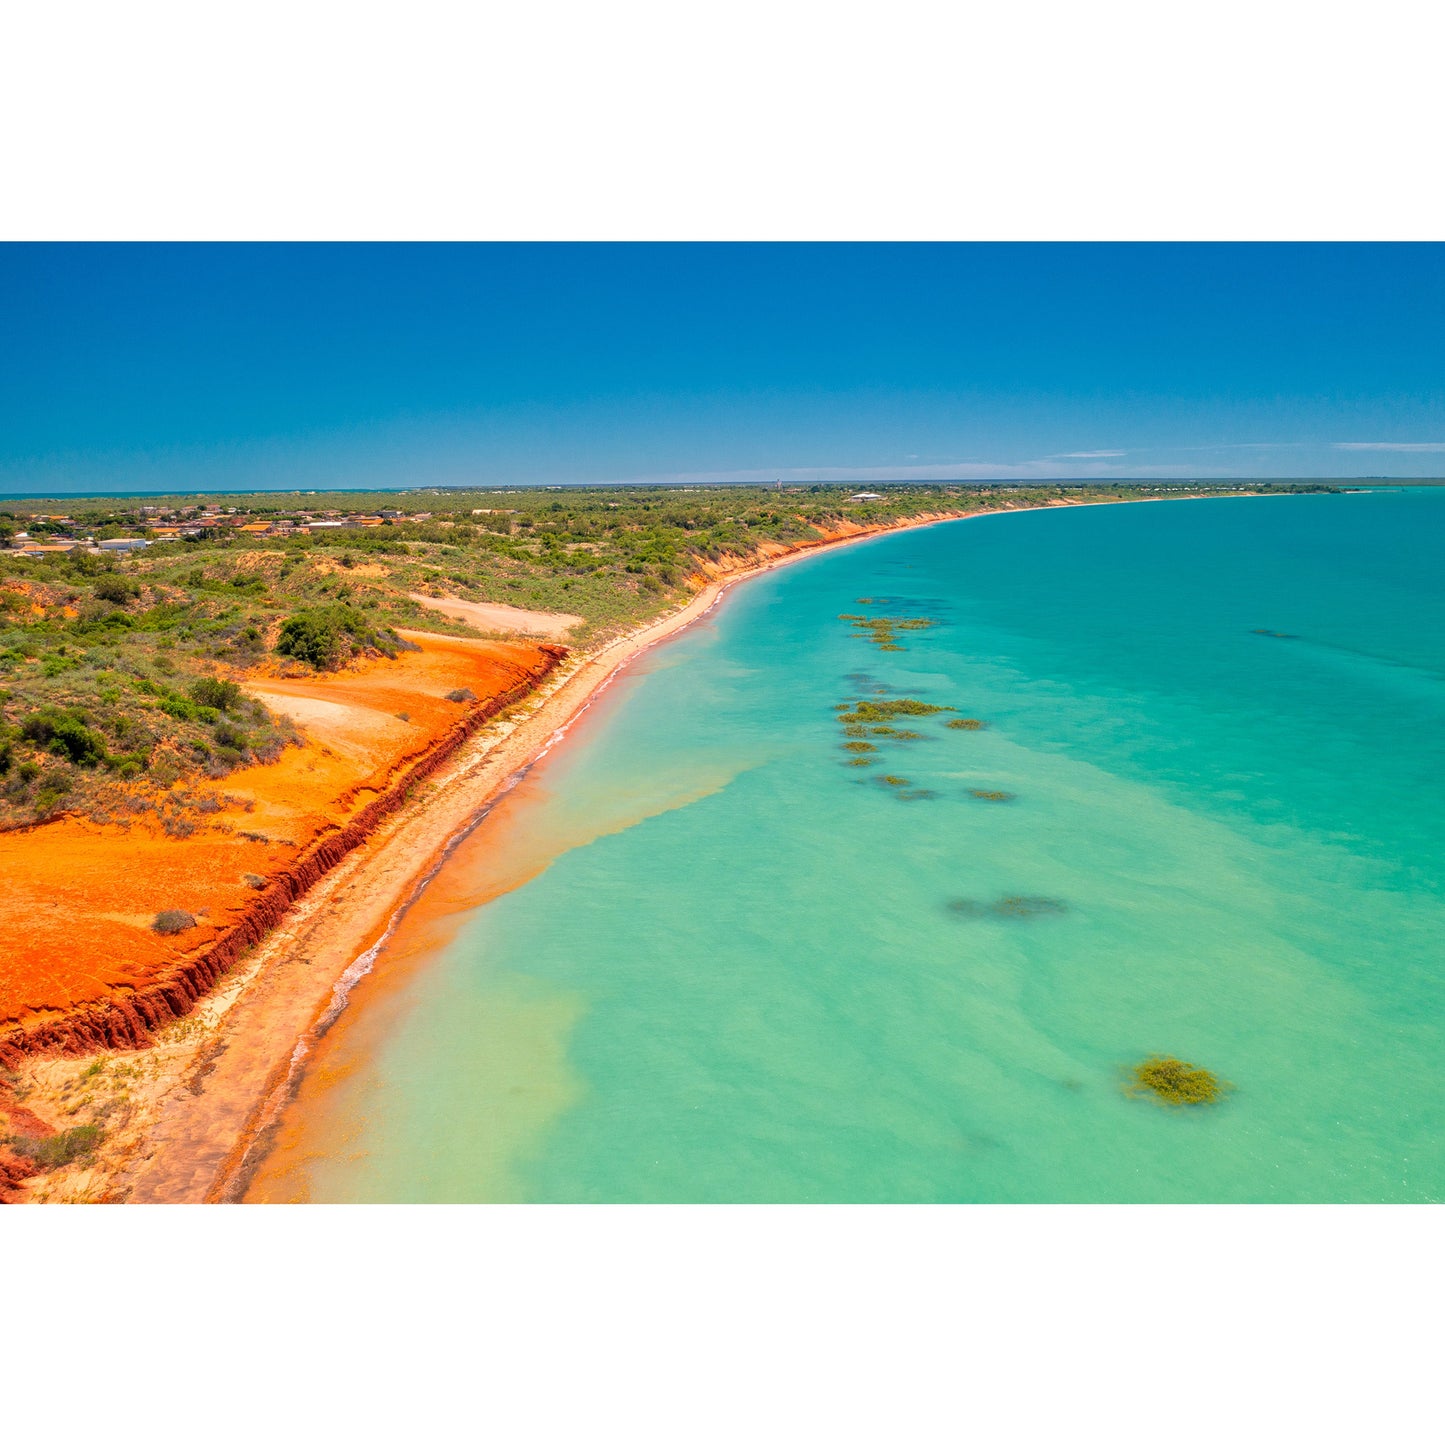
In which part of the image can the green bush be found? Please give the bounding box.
[190,676,243,712]
[9,1123,103,1171]
[152,909,197,935]
[21,707,108,766]
[276,605,402,670]
[213,721,248,750]
[277,611,344,668]
[93,574,140,605]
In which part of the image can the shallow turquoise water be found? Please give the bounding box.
[255,490,1445,1202]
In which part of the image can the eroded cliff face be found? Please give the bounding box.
[0,1078,48,1201]
[0,642,567,1070]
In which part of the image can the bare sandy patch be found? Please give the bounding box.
[409,592,582,639]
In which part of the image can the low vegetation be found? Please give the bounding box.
[6,1123,103,1171]
[275,604,410,669]
[151,909,197,935]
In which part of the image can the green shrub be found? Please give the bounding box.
[277,611,343,667]
[190,676,243,711]
[213,721,248,750]
[93,574,140,605]
[21,707,108,766]
[152,909,197,935]
[276,605,402,670]
[9,1123,103,1171]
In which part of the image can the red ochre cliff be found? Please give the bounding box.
[0,632,565,1068]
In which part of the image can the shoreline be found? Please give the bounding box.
[12,491,1256,1202]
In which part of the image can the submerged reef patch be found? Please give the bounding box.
[844,671,895,696]
[837,698,955,725]
[839,612,939,652]
[968,789,1015,802]
[946,718,987,731]
[1126,1055,1230,1107]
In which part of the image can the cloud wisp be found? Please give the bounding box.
[1334,441,1445,453]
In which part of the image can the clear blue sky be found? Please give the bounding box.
[2,243,1443,495]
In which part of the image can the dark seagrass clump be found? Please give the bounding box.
[947,895,1067,920]
[838,698,954,725]
[946,717,987,731]
[969,789,1015,802]
[993,895,1067,918]
[839,612,939,652]
[1127,1055,1229,1107]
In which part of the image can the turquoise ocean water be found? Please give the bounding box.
[249,490,1445,1202]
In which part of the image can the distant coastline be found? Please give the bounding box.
[1,477,1423,504]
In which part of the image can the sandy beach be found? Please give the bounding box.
[7,495,1249,1202]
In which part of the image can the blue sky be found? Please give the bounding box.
[2,243,1443,495]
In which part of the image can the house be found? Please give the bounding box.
[846,492,884,502]
[96,537,149,552]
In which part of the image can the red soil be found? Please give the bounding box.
[0,632,564,1065]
